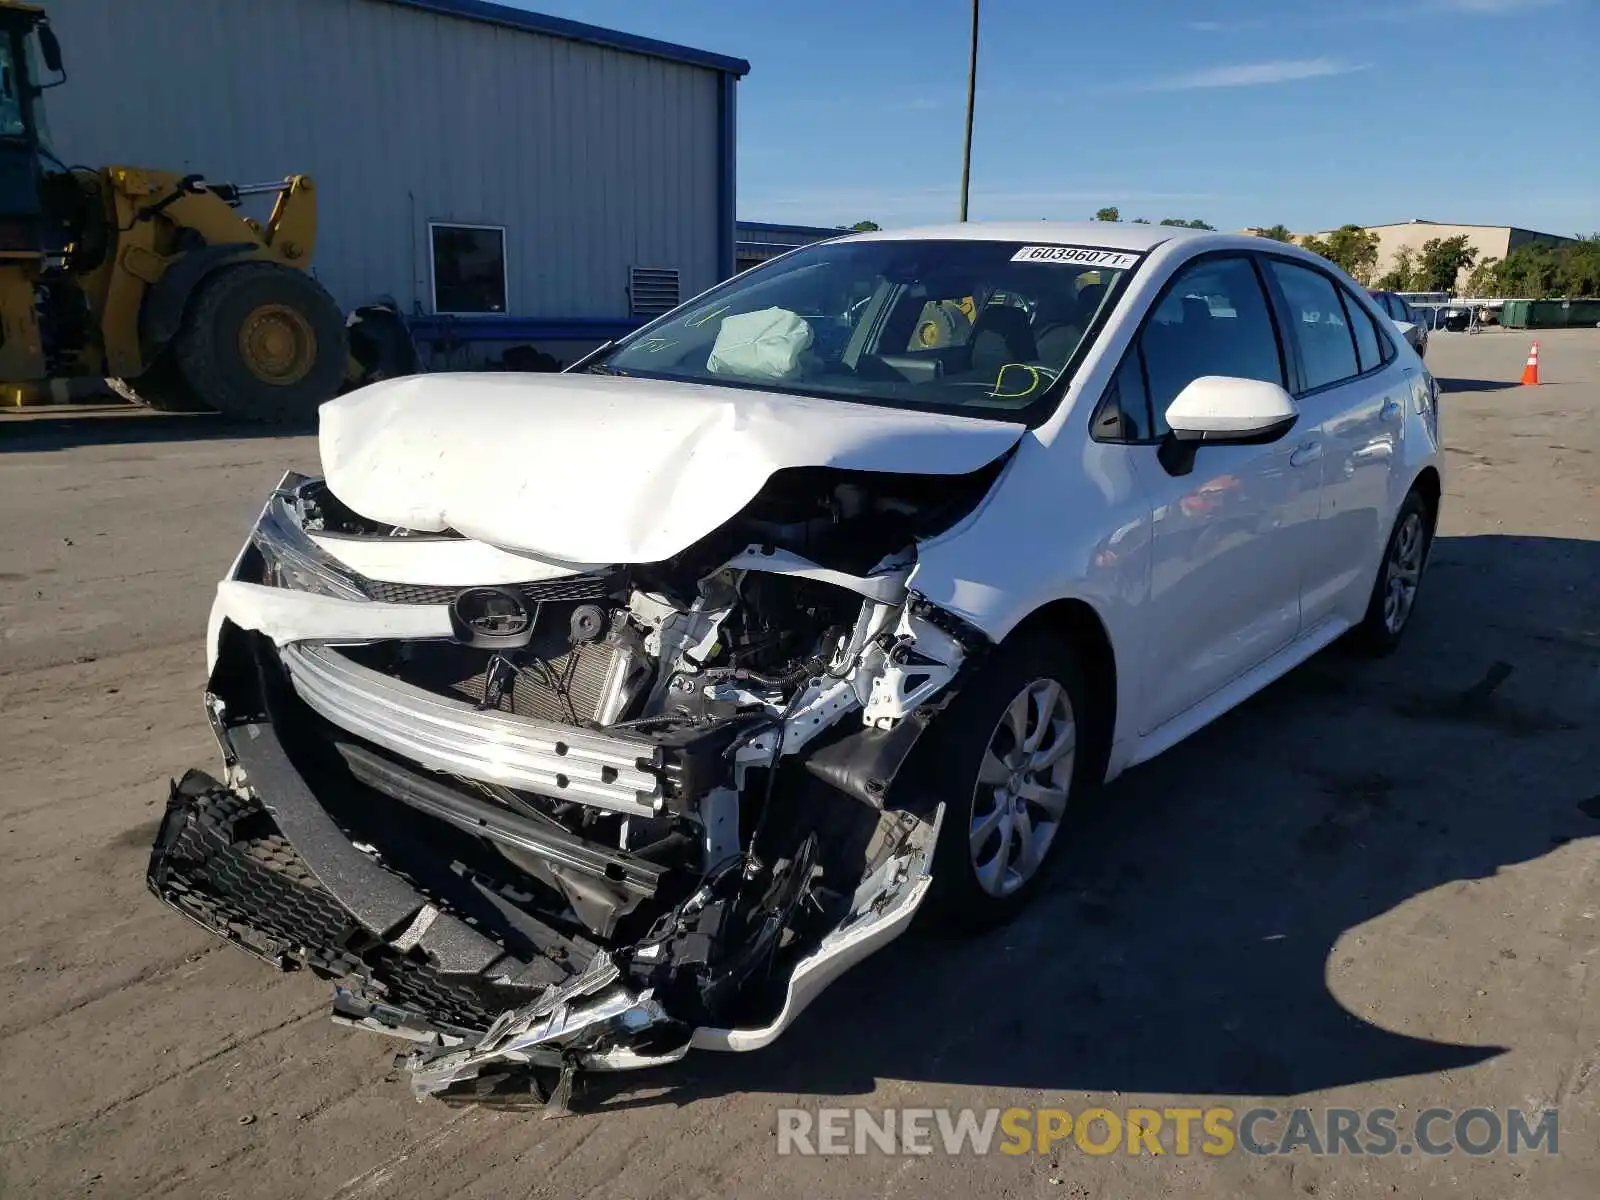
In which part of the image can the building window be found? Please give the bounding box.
[629,267,681,317]
[430,223,506,315]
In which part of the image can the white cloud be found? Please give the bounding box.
[1184,17,1266,31]
[1434,0,1562,11]
[1140,58,1367,90]
[1185,0,1562,31]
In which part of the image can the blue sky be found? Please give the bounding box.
[520,0,1598,236]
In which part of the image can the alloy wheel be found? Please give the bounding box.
[969,677,1076,897]
[1383,511,1425,635]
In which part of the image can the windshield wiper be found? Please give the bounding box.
[567,340,625,375]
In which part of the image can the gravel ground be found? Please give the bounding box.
[1,328,1596,1199]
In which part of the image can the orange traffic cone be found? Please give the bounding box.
[1520,341,1540,386]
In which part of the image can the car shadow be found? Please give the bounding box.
[581,532,1599,1109]
[0,408,313,452]
[1438,377,1520,393]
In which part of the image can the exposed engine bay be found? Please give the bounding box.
[150,438,1006,1103]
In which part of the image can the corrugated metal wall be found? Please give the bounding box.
[736,224,840,250]
[734,222,839,272]
[37,0,722,317]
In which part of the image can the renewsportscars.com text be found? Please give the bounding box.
[776,1106,1559,1158]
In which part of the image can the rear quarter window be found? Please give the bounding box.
[1345,288,1384,373]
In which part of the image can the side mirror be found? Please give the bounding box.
[37,24,64,75]
[1159,376,1298,476]
[1164,375,1298,443]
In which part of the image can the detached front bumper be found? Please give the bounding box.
[147,753,695,1087]
[147,714,939,1094]
[149,769,543,1038]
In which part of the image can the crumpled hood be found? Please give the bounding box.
[319,373,1024,563]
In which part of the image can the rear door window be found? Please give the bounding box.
[1266,260,1360,392]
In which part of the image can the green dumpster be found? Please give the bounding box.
[1499,298,1600,329]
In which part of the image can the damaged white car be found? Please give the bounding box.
[148,223,1442,1103]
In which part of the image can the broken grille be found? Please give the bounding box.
[148,776,556,1033]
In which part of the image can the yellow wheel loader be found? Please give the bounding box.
[0,2,346,422]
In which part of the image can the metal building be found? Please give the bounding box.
[735,221,843,273]
[38,0,748,357]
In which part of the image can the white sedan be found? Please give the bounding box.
[152,222,1442,1101]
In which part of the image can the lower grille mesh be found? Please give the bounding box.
[148,776,559,1033]
[362,575,614,606]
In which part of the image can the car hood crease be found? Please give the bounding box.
[319,373,1026,563]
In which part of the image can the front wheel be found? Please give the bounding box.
[924,632,1094,928]
[173,262,348,424]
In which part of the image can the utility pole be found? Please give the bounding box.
[959,0,979,221]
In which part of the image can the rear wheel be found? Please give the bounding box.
[173,262,347,424]
[1349,490,1433,656]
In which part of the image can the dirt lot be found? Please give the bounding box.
[2,329,1597,1198]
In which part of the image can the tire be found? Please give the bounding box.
[172,262,347,424]
[922,630,1096,930]
[108,355,210,413]
[1348,489,1433,657]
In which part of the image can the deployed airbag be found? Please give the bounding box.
[706,308,814,382]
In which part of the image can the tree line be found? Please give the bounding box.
[1461,237,1600,298]
[1094,207,1214,229]
[1095,214,1485,292]
[848,212,1598,297]
[1251,223,1599,298]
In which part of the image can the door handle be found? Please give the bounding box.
[1289,441,1323,468]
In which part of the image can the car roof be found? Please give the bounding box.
[836,220,1209,252]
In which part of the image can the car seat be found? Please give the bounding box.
[968,305,1038,376]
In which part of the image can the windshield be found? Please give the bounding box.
[0,35,26,138]
[593,239,1137,420]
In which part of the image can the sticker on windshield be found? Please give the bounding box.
[1011,245,1139,270]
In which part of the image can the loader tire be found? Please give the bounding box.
[173,262,347,425]
[109,356,209,413]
